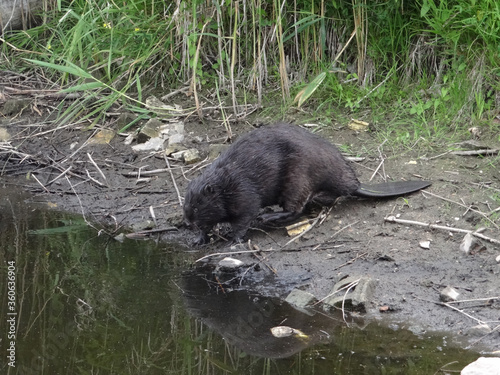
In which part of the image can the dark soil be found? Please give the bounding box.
[1,100,500,353]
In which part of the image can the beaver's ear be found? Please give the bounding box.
[204,184,214,194]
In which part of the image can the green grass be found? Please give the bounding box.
[1,0,499,143]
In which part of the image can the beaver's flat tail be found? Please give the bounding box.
[354,180,431,198]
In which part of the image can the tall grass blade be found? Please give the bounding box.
[295,71,327,107]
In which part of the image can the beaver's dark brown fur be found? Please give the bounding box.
[183,123,430,245]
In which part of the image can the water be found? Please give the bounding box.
[0,187,480,374]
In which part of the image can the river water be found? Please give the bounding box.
[0,186,480,374]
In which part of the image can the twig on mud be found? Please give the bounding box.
[369,139,387,182]
[333,251,368,270]
[319,206,333,225]
[182,157,211,178]
[126,227,178,239]
[441,302,487,325]
[163,153,183,206]
[341,281,359,323]
[421,189,499,229]
[466,323,500,349]
[10,121,86,141]
[85,169,105,187]
[384,215,500,245]
[61,129,98,163]
[65,176,93,229]
[87,153,108,186]
[432,361,459,375]
[329,220,360,240]
[4,86,82,99]
[239,265,257,286]
[160,86,190,101]
[428,150,452,160]
[314,278,361,322]
[283,208,328,247]
[149,206,157,227]
[314,278,361,305]
[488,206,500,217]
[451,149,499,156]
[446,296,500,304]
[46,166,73,186]
[470,181,500,194]
[252,251,278,275]
[31,174,50,193]
[414,295,487,325]
[123,167,181,177]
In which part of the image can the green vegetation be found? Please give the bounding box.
[1,0,499,144]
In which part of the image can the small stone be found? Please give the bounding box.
[285,289,316,308]
[145,96,181,116]
[465,323,491,337]
[440,286,459,302]
[137,118,163,143]
[218,257,244,270]
[113,233,126,242]
[130,220,155,232]
[419,240,431,249]
[460,233,474,254]
[88,129,115,144]
[168,133,184,145]
[270,326,308,339]
[132,137,165,152]
[172,148,201,164]
[323,276,377,313]
[164,144,186,156]
[0,127,11,141]
[461,357,500,375]
[496,254,500,263]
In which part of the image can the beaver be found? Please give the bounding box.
[183,123,431,245]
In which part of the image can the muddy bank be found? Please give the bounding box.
[1,107,499,353]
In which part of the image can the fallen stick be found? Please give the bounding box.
[384,216,500,245]
[422,190,499,229]
[163,153,183,206]
[87,152,108,186]
[451,149,499,156]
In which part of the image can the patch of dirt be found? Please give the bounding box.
[1,104,500,352]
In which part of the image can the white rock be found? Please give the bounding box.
[132,137,165,152]
[218,257,244,269]
[440,286,459,302]
[419,240,431,249]
[461,357,500,375]
[460,232,474,254]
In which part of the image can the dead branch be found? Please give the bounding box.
[422,190,499,229]
[87,153,108,186]
[451,149,499,156]
[384,216,500,245]
[163,153,183,206]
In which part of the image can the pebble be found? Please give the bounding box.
[285,289,316,308]
[439,286,459,302]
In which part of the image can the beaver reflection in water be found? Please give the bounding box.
[183,123,431,245]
